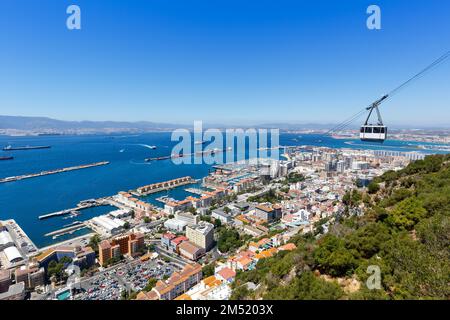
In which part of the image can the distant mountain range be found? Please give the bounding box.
[0,115,448,134]
[0,115,336,132]
[0,115,184,131]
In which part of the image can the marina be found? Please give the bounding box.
[184,188,208,196]
[0,132,443,249]
[38,199,108,220]
[44,222,89,239]
[0,161,109,184]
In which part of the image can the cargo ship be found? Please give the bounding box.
[3,145,51,151]
[0,156,13,160]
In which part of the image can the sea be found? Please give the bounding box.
[0,132,447,248]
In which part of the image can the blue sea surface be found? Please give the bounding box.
[0,132,446,248]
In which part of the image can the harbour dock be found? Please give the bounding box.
[184,188,208,196]
[38,199,103,220]
[1,219,38,258]
[44,222,88,238]
[144,147,232,162]
[0,161,109,184]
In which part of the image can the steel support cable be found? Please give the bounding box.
[325,50,450,135]
[388,50,450,98]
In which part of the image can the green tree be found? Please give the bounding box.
[88,234,101,252]
[217,228,242,253]
[367,181,380,194]
[202,262,215,277]
[386,197,427,231]
[264,271,343,300]
[143,278,158,292]
[313,235,357,277]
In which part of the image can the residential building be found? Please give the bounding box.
[186,222,214,251]
[98,233,144,266]
[14,263,45,290]
[178,241,204,261]
[164,218,187,232]
[254,204,282,222]
[215,267,236,284]
[211,209,233,224]
[136,263,202,300]
[0,270,11,294]
[35,245,96,272]
[175,211,200,225]
[0,282,25,300]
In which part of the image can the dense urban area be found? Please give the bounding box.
[1,145,449,300]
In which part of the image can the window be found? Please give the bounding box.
[373,127,381,133]
[365,127,372,133]
[381,127,385,133]
[360,127,364,133]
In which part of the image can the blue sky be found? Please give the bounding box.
[0,0,449,126]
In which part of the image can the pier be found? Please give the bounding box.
[44,222,88,238]
[0,161,110,184]
[144,147,232,162]
[184,188,208,196]
[38,200,102,220]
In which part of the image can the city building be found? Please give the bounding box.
[91,215,126,236]
[98,241,113,267]
[175,211,200,225]
[170,236,189,253]
[178,241,204,261]
[0,269,11,294]
[136,263,202,300]
[164,218,188,232]
[211,209,233,224]
[114,192,153,219]
[179,275,232,300]
[161,232,176,251]
[0,230,14,250]
[3,246,23,264]
[185,222,214,251]
[98,233,144,266]
[0,282,25,300]
[215,267,236,284]
[254,204,282,222]
[14,263,45,289]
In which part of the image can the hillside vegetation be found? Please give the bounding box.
[231,154,450,300]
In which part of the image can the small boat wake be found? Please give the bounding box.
[137,144,157,150]
[119,149,125,153]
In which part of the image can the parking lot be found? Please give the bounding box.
[72,259,177,300]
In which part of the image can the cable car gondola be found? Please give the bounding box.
[325,51,450,142]
[360,95,388,143]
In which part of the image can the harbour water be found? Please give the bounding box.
[0,132,447,248]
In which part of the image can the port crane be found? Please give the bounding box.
[326,50,450,142]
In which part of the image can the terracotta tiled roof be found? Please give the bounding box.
[217,267,236,281]
[278,243,297,251]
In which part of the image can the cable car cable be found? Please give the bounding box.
[325,50,450,136]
